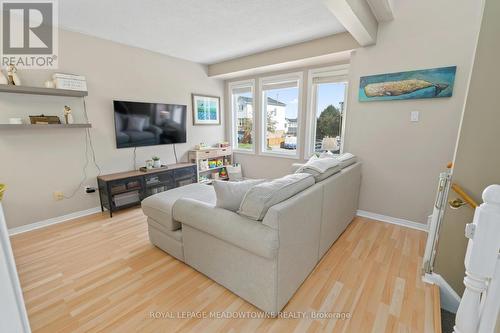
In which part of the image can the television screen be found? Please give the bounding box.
[113,100,187,148]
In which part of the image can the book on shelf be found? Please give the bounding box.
[53,73,88,91]
[52,73,86,81]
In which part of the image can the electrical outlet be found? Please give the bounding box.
[410,111,420,122]
[53,191,64,201]
[84,186,96,194]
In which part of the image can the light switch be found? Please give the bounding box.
[410,111,419,122]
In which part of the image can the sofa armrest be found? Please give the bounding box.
[173,198,279,259]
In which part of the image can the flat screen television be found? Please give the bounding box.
[113,100,187,148]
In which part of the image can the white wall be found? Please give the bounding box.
[342,0,482,224]
[0,30,225,229]
[230,0,482,226]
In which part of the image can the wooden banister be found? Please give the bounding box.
[451,183,478,209]
[0,184,5,201]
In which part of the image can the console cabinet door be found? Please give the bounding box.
[174,166,197,186]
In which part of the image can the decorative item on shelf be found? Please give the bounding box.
[219,168,228,179]
[216,158,223,167]
[359,66,457,102]
[145,160,154,170]
[152,156,161,168]
[217,141,229,148]
[200,159,209,171]
[7,64,21,86]
[63,105,74,124]
[0,69,7,85]
[29,114,61,125]
[53,73,87,91]
[44,79,56,88]
[8,118,23,124]
[195,142,208,150]
[192,93,221,125]
[208,160,217,169]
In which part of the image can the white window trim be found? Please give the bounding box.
[258,72,303,159]
[305,65,349,158]
[228,79,256,154]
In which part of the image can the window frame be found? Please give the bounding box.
[258,72,303,159]
[228,79,256,154]
[305,65,349,158]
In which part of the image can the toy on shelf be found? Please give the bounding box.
[217,141,230,148]
[208,160,217,169]
[216,158,223,167]
[219,168,228,179]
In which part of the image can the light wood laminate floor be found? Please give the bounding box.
[10,208,438,333]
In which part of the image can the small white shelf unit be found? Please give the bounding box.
[188,147,233,184]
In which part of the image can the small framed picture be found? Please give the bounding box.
[192,94,221,125]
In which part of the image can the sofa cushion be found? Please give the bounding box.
[295,157,341,182]
[307,167,341,182]
[141,183,215,231]
[174,198,279,259]
[336,153,357,168]
[213,179,265,212]
[238,173,315,221]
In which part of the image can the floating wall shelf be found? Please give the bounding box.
[0,124,92,129]
[0,85,88,97]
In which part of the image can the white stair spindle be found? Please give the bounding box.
[479,257,500,333]
[454,185,500,333]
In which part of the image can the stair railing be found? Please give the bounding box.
[453,184,500,333]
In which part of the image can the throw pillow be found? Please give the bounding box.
[214,179,265,212]
[238,173,315,221]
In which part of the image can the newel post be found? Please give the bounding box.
[454,185,500,333]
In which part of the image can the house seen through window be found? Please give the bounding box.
[262,80,300,156]
[231,84,254,151]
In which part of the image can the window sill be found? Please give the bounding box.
[232,149,256,155]
[258,151,300,160]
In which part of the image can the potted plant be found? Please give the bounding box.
[152,156,161,168]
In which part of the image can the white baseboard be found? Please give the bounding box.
[423,273,461,313]
[8,206,102,236]
[357,210,429,232]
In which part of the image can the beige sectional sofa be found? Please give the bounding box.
[141,162,361,314]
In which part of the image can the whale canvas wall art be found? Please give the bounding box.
[359,66,457,102]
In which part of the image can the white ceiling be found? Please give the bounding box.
[59,0,346,64]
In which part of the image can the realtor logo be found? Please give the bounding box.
[1,0,58,68]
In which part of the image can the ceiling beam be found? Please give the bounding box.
[366,0,394,22]
[323,0,378,46]
[207,32,359,79]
